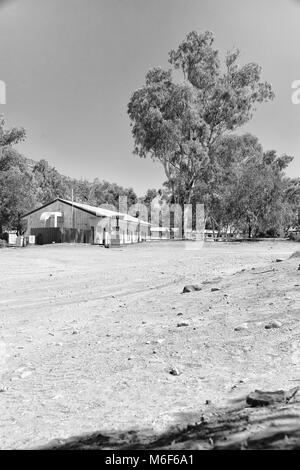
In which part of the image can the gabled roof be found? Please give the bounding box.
[22,198,150,225]
[59,199,125,218]
[22,198,124,219]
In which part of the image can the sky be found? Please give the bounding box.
[0,0,299,195]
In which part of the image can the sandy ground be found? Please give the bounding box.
[0,240,300,449]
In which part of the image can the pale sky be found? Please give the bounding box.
[0,0,299,195]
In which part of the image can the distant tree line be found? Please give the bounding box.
[1,125,300,239]
[0,117,138,234]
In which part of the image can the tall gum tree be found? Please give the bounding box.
[127,31,275,206]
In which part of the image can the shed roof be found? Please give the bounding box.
[123,213,151,226]
[22,198,150,225]
[60,199,125,218]
[22,198,123,219]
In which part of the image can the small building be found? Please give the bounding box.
[288,228,300,241]
[22,198,150,246]
[7,231,18,245]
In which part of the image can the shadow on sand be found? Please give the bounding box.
[41,398,300,450]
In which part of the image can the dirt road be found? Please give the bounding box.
[0,240,299,449]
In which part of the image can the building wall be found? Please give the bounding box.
[24,201,99,243]
[23,200,149,245]
[95,218,148,244]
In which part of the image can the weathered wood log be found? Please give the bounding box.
[246,387,299,407]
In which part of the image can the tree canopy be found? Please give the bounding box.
[128,30,275,205]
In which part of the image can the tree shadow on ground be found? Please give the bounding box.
[41,398,300,450]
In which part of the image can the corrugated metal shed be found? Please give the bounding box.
[22,198,151,245]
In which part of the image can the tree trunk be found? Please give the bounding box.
[225,224,229,241]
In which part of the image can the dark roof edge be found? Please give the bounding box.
[22,198,101,219]
[22,198,60,218]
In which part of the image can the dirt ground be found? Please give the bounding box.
[1,240,300,450]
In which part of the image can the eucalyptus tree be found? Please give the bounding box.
[128,31,274,207]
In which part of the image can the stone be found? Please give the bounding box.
[265,320,282,329]
[211,287,220,292]
[182,285,202,293]
[155,338,165,344]
[169,367,180,376]
[177,322,189,327]
[234,323,248,331]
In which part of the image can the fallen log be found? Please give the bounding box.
[246,387,299,407]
